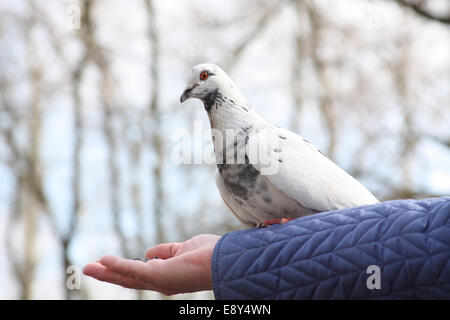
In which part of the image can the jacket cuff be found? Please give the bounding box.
[211,233,228,300]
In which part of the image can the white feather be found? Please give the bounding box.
[247,126,379,212]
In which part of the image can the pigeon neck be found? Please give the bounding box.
[201,84,262,126]
[202,86,269,167]
[205,97,267,133]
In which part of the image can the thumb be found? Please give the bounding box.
[146,242,182,259]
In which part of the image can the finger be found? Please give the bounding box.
[99,255,148,280]
[83,262,148,290]
[145,242,182,259]
[84,262,178,295]
[99,255,181,294]
[149,248,213,292]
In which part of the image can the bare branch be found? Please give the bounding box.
[305,1,338,159]
[224,3,283,71]
[145,0,165,247]
[394,0,450,24]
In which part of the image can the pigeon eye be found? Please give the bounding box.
[200,71,208,80]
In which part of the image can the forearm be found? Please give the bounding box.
[211,197,450,299]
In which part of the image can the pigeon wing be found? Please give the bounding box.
[247,126,379,212]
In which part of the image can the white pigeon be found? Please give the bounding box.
[180,63,379,227]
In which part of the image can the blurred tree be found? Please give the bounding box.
[0,0,448,300]
[0,6,49,299]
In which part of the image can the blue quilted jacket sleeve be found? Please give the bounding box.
[211,197,450,299]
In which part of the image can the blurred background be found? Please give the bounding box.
[0,0,449,299]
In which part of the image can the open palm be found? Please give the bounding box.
[83,234,220,296]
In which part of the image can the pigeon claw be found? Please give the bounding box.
[133,256,160,262]
[261,217,295,227]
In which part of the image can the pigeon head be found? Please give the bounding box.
[180,63,246,111]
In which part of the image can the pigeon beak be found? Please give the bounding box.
[180,83,200,103]
[180,89,191,103]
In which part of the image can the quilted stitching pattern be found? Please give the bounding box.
[211,197,450,299]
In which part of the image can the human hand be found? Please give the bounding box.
[83,234,220,296]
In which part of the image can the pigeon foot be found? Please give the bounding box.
[133,256,160,262]
[261,217,294,227]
